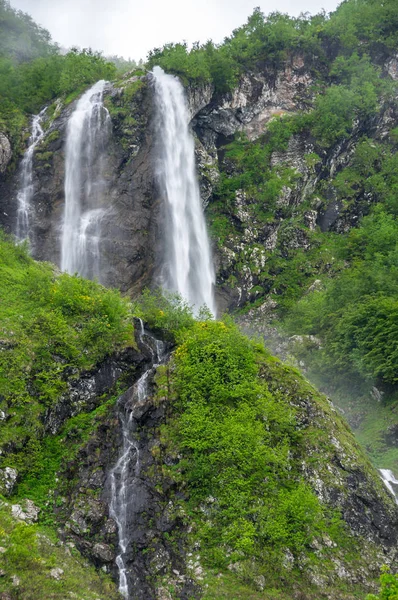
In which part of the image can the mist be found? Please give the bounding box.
[10,0,340,61]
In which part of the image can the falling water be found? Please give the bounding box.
[109,320,166,599]
[152,66,216,316]
[379,469,398,504]
[16,108,47,243]
[61,80,111,279]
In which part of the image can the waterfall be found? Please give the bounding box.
[109,320,166,599]
[16,108,47,243]
[152,66,216,316]
[379,469,398,504]
[61,80,111,280]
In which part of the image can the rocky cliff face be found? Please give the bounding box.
[2,54,396,315]
[190,56,398,313]
[54,329,201,600]
[0,77,160,297]
[0,133,12,174]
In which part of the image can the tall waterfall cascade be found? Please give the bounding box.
[16,107,47,243]
[61,80,111,280]
[152,66,216,316]
[109,320,166,599]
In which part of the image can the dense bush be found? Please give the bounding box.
[367,567,398,600]
[284,209,398,384]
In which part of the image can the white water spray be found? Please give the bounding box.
[109,320,165,599]
[379,469,398,504]
[16,108,47,243]
[61,80,111,279]
[152,66,216,316]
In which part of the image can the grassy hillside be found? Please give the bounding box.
[0,233,134,502]
[133,293,397,599]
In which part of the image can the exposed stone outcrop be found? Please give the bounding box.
[44,345,146,435]
[0,134,11,174]
[193,57,313,147]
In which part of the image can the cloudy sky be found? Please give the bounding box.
[10,0,340,61]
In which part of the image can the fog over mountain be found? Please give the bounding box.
[10,0,340,60]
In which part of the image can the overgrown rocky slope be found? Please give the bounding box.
[1,239,398,600]
[2,1,398,597]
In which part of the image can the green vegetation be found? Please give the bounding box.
[147,0,398,94]
[284,208,398,385]
[0,500,119,599]
[165,319,327,570]
[367,568,398,600]
[134,296,383,597]
[0,233,134,495]
[0,0,116,162]
[0,234,138,594]
[15,398,117,523]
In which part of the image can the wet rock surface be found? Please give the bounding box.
[54,325,200,600]
[44,346,145,435]
[0,76,160,297]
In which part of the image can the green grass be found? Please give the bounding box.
[203,570,287,600]
[0,233,134,494]
[0,500,120,599]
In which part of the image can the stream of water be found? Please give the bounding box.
[152,66,216,316]
[109,320,166,599]
[61,80,111,279]
[16,108,47,244]
[379,469,398,504]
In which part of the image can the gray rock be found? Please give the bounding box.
[11,500,40,523]
[92,543,114,563]
[0,133,12,174]
[386,54,398,81]
[0,467,18,496]
[304,210,318,231]
[49,568,64,580]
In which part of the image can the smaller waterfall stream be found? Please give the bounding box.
[61,80,111,279]
[380,469,398,504]
[109,320,166,599]
[16,107,47,243]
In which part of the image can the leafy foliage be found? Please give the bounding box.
[146,0,398,95]
[367,567,398,600]
[0,233,133,483]
[137,308,351,583]
[284,209,398,384]
[0,2,116,160]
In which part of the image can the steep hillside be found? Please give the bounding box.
[0,239,398,600]
[2,0,398,597]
